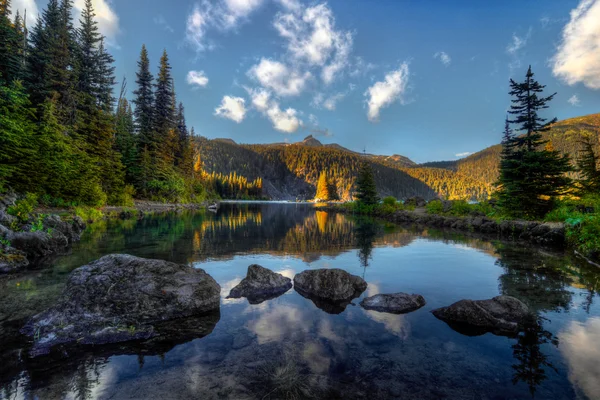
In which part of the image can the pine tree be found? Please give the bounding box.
[576,136,600,196]
[497,66,572,218]
[355,162,379,206]
[315,171,329,201]
[153,49,176,164]
[115,97,139,186]
[133,45,154,148]
[327,177,340,201]
[176,102,193,177]
[0,0,24,84]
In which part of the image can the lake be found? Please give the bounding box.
[1,203,599,399]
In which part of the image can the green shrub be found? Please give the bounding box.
[382,196,397,206]
[7,193,38,223]
[566,215,600,257]
[448,200,472,216]
[108,184,135,207]
[426,200,444,214]
[74,206,104,223]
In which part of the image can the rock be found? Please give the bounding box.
[294,268,367,314]
[0,192,17,212]
[22,254,221,356]
[294,269,367,302]
[360,293,426,314]
[405,197,427,207]
[227,264,292,304]
[7,230,67,258]
[431,295,530,336]
[0,210,16,228]
[43,215,86,244]
[0,247,29,273]
[527,222,565,247]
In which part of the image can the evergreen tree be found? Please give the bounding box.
[133,45,154,148]
[115,97,139,186]
[327,178,340,201]
[497,66,572,218]
[176,102,194,177]
[153,49,176,164]
[355,162,379,206]
[315,171,329,201]
[576,136,600,196]
[0,81,35,188]
[0,0,23,84]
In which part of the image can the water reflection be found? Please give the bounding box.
[1,203,599,399]
[559,317,600,400]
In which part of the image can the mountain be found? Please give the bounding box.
[418,113,600,196]
[196,113,600,201]
[195,137,436,200]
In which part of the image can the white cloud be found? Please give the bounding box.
[187,70,209,88]
[248,58,311,97]
[154,14,174,33]
[214,96,247,123]
[323,92,345,111]
[552,0,600,89]
[434,51,452,66]
[247,87,303,133]
[186,0,264,52]
[455,152,473,157]
[266,103,302,133]
[365,62,410,122]
[10,0,38,22]
[506,28,532,73]
[568,94,581,106]
[506,32,529,54]
[247,87,271,112]
[273,2,353,84]
[74,0,120,47]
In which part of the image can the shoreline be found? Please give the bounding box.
[318,204,567,250]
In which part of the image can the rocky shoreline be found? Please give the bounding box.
[320,204,566,249]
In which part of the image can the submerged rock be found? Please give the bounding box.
[22,254,221,356]
[227,264,292,304]
[360,293,426,314]
[294,268,367,314]
[0,247,29,273]
[431,295,530,336]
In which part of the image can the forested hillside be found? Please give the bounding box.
[195,137,437,200]
[420,113,600,197]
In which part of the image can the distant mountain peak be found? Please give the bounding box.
[300,135,323,147]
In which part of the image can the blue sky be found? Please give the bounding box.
[11,0,600,163]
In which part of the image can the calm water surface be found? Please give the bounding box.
[1,203,600,399]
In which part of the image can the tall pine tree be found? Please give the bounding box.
[153,49,176,165]
[576,136,600,196]
[355,162,379,206]
[497,66,572,218]
[133,45,154,148]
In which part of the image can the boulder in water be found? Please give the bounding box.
[431,295,530,336]
[22,254,221,356]
[227,264,292,304]
[293,268,367,314]
[360,293,426,314]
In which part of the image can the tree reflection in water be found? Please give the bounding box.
[511,315,559,397]
[354,216,380,273]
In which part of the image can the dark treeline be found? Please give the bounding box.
[0,0,261,205]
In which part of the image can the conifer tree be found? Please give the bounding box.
[497,66,572,218]
[133,45,154,147]
[154,49,176,164]
[115,97,139,186]
[327,177,340,201]
[176,102,194,177]
[576,136,600,196]
[315,171,329,201]
[355,162,379,206]
[0,0,23,84]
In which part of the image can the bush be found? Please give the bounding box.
[108,184,135,207]
[7,193,38,223]
[74,206,104,223]
[426,200,444,214]
[448,200,472,216]
[382,196,397,206]
[566,215,600,258]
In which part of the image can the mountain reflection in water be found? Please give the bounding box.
[1,203,599,399]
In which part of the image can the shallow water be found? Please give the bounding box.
[1,203,600,399]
